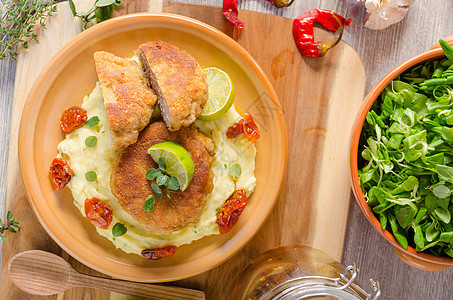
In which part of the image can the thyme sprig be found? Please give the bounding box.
[0,0,57,60]
[0,211,20,242]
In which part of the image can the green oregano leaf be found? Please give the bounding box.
[84,116,100,127]
[146,168,161,180]
[151,182,163,198]
[85,136,97,147]
[112,223,127,237]
[166,176,180,191]
[85,171,97,182]
[228,163,242,179]
[143,195,155,213]
[156,173,169,186]
[158,157,166,170]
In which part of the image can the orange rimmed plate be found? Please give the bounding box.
[18,13,287,282]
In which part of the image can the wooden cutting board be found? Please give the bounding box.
[0,0,365,299]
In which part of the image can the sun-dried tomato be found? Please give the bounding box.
[60,106,88,134]
[216,190,247,234]
[49,158,73,190]
[226,119,244,138]
[141,246,177,260]
[84,198,113,230]
[243,114,260,143]
[226,115,260,143]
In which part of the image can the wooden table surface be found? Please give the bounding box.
[1,0,453,299]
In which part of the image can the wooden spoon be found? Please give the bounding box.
[8,250,205,299]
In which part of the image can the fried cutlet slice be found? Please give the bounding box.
[110,121,215,235]
[138,41,209,131]
[94,51,157,149]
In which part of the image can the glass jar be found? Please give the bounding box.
[231,245,380,300]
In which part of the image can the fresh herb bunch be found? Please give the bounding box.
[0,0,57,60]
[359,39,453,257]
[69,0,123,30]
[143,158,180,213]
[0,211,20,242]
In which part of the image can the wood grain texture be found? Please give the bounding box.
[0,3,109,299]
[0,0,364,299]
[1,0,453,299]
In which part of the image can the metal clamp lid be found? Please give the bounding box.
[263,263,381,300]
[339,264,381,300]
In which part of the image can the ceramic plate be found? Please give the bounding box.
[19,13,287,282]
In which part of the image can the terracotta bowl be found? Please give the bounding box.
[18,13,287,282]
[350,41,453,271]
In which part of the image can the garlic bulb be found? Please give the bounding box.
[364,0,415,30]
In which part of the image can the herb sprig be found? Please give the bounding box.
[0,0,57,60]
[143,160,180,213]
[69,0,123,30]
[0,211,20,242]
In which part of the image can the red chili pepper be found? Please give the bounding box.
[293,9,351,58]
[223,0,244,29]
[267,0,294,8]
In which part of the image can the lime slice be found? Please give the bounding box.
[148,142,194,191]
[198,67,235,121]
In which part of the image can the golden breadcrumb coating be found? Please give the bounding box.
[110,121,215,235]
[94,51,157,149]
[138,41,208,131]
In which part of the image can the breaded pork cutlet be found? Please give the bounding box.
[110,121,215,235]
[94,51,157,149]
[138,41,209,131]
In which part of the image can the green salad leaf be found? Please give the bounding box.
[359,39,453,258]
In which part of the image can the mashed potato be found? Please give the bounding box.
[57,84,256,255]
